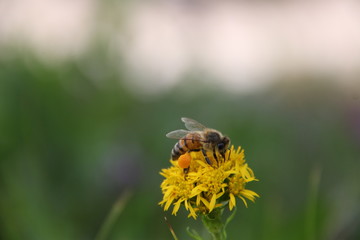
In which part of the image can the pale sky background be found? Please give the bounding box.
[1,0,359,94]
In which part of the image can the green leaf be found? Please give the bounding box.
[186,227,204,240]
[223,207,237,239]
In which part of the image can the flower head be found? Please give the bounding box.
[159,145,259,219]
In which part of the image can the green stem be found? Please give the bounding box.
[95,190,131,240]
[201,208,226,240]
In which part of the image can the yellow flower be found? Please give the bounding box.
[159,145,259,219]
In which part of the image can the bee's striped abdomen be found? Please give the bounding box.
[171,133,202,160]
[171,139,188,160]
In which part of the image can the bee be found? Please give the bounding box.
[166,117,230,171]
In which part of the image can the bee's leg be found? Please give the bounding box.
[189,149,211,165]
[183,167,189,174]
[201,149,212,165]
[212,146,218,163]
[189,149,200,152]
[220,151,226,160]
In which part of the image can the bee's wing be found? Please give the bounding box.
[181,117,207,131]
[166,129,190,139]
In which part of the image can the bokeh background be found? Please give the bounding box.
[1,0,360,239]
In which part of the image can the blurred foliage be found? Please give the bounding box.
[0,51,360,240]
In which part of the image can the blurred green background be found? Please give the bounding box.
[1,1,360,240]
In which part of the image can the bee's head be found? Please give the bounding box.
[206,131,230,158]
[217,136,230,156]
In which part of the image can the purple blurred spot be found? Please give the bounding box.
[104,145,144,190]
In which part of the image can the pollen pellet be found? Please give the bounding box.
[178,153,191,169]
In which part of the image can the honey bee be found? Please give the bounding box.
[166,118,230,170]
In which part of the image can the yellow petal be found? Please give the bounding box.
[196,195,201,206]
[209,194,217,212]
[229,193,236,211]
[158,199,166,206]
[239,196,248,207]
[191,185,208,196]
[196,160,209,167]
[240,165,251,179]
[164,196,175,210]
[247,167,255,178]
[200,197,210,209]
[216,191,225,199]
[172,199,182,215]
[163,188,174,198]
[184,199,189,210]
[188,205,198,219]
[241,189,260,201]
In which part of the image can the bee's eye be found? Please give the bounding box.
[218,143,225,150]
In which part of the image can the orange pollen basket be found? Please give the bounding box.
[178,152,191,169]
